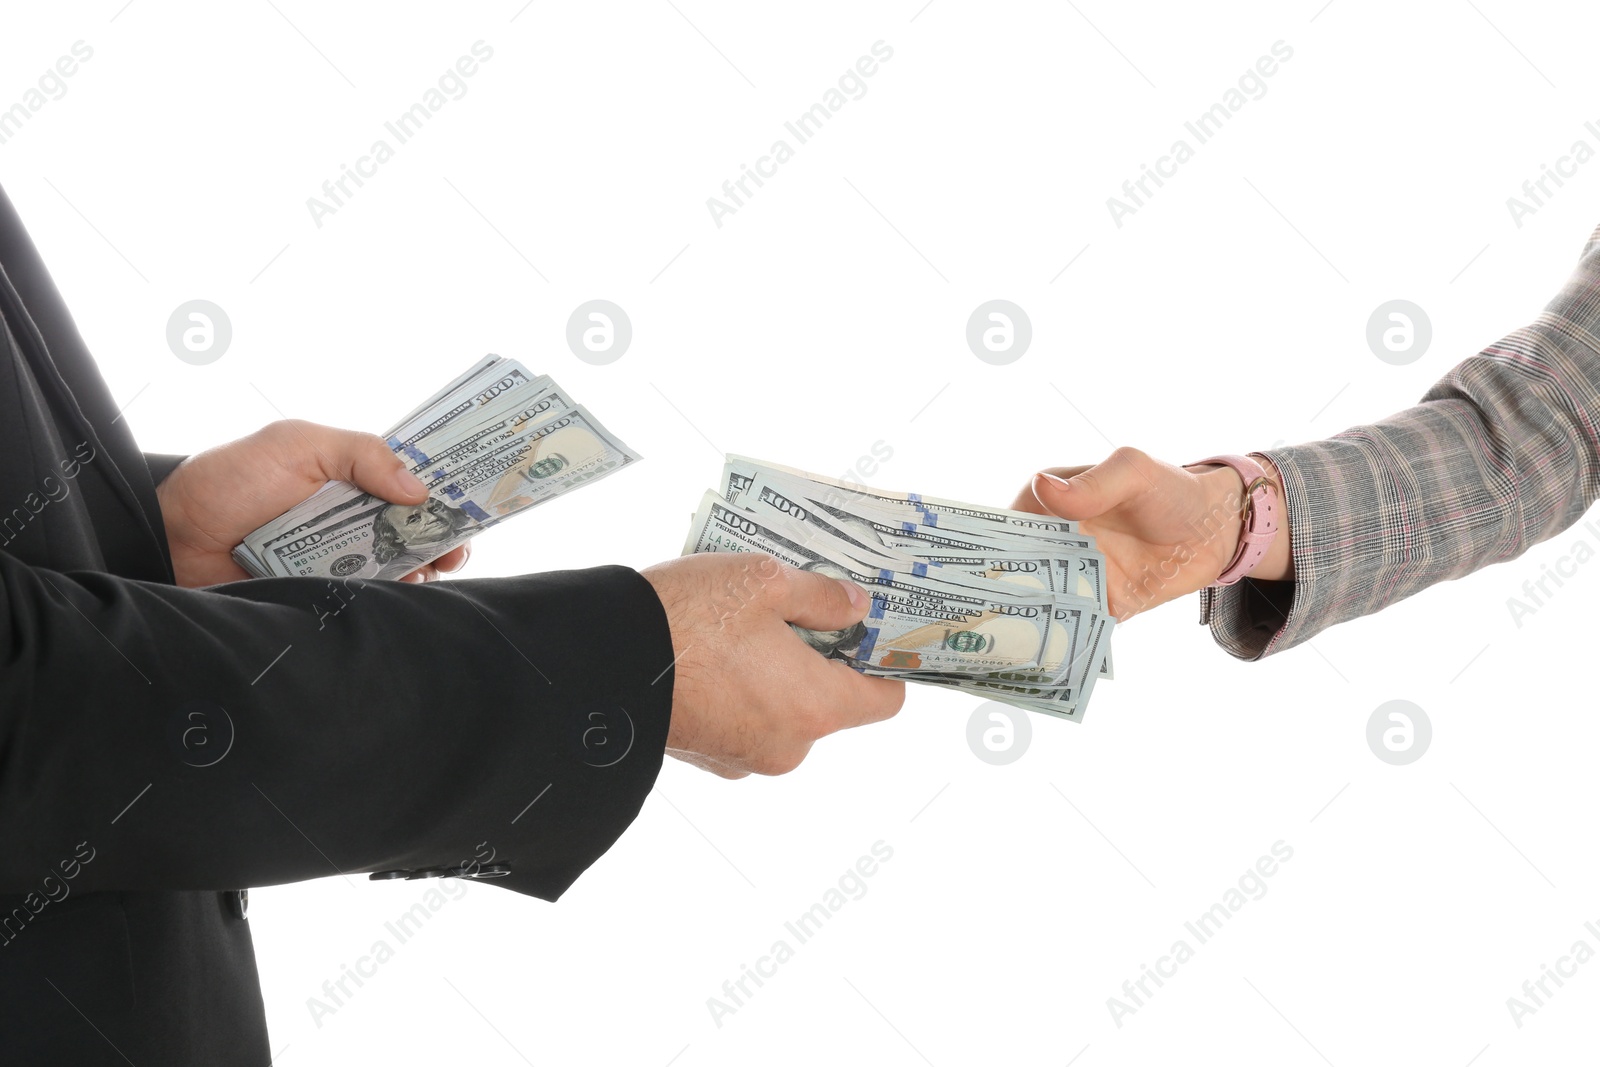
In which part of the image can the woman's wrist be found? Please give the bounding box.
[1190,456,1294,585]
[1191,465,1247,581]
[1251,455,1293,582]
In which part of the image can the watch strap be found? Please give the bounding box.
[1189,453,1279,587]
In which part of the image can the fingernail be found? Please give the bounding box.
[842,581,867,611]
[394,466,428,498]
[1036,472,1072,490]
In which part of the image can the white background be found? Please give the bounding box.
[4,0,1600,1063]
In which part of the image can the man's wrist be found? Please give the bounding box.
[144,452,189,490]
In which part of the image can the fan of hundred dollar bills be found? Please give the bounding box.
[232,356,640,581]
[684,458,1116,722]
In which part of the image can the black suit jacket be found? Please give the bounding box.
[0,184,675,1064]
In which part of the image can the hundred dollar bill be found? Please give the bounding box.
[383,354,504,436]
[808,486,1117,679]
[920,615,1115,723]
[394,385,574,480]
[684,492,1063,676]
[232,361,640,580]
[723,455,1082,534]
[386,363,545,452]
[263,406,639,580]
[238,365,555,561]
[744,474,1108,604]
[733,477,1103,682]
[239,384,578,569]
[741,471,1115,678]
[687,456,1121,721]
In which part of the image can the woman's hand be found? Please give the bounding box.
[1011,446,1291,619]
[154,420,471,589]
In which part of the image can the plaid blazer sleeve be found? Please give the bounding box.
[1201,223,1600,659]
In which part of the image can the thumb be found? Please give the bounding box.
[1030,448,1151,521]
[293,422,428,504]
[780,567,871,632]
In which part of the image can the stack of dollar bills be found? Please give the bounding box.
[232,356,641,581]
[683,457,1116,722]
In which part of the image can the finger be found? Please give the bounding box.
[1011,464,1091,512]
[1029,448,1152,522]
[778,566,870,632]
[822,669,906,731]
[277,421,427,505]
[403,543,471,583]
[432,544,471,574]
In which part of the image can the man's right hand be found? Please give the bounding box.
[640,553,906,779]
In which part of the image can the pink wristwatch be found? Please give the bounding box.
[1188,453,1280,587]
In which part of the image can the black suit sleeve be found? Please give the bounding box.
[142,453,186,488]
[0,557,675,902]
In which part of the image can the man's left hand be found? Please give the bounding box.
[154,420,471,588]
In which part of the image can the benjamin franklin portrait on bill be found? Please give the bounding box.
[369,497,476,578]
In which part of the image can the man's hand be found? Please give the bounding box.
[154,420,471,589]
[1011,446,1292,620]
[640,552,906,778]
